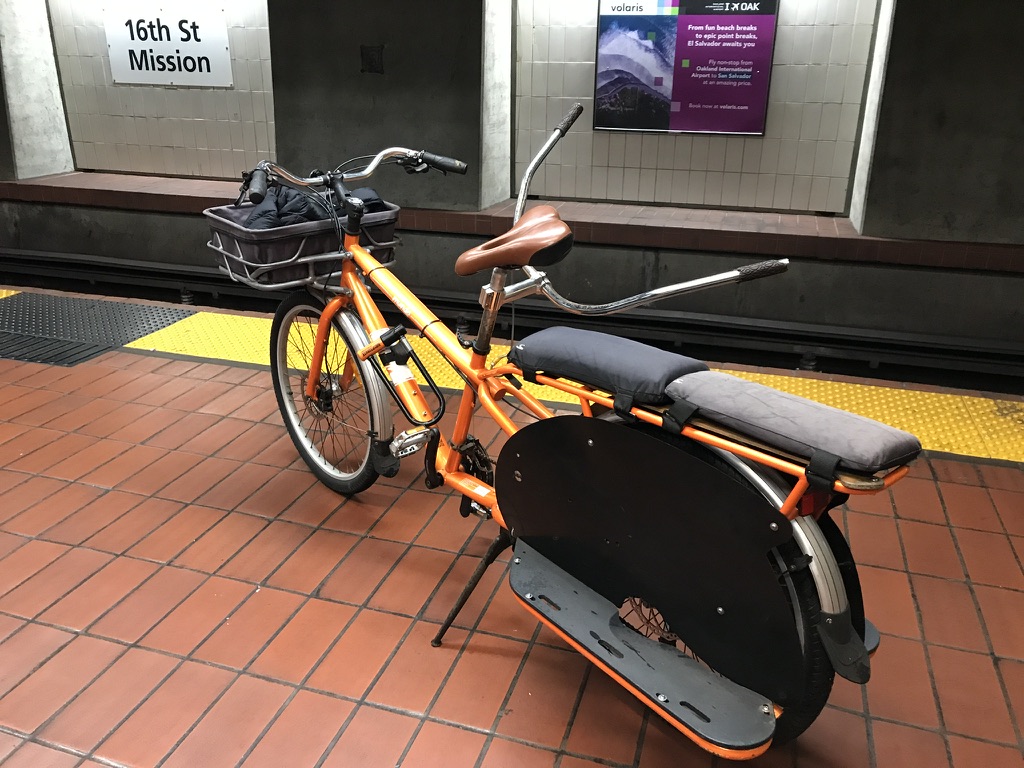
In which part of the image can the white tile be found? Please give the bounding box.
[809,175,831,210]
[624,134,643,167]
[759,138,781,174]
[564,62,594,96]
[608,132,626,166]
[830,25,853,64]
[791,175,812,209]
[548,64,565,98]
[248,60,263,90]
[606,166,624,198]
[773,25,795,66]
[673,135,693,167]
[838,102,861,141]
[791,25,815,64]
[800,103,823,139]
[777,139,799,174]
[256,121,271,153]
[764,101,785,137]
[707,137,727,171]
[741,138,762,173]
[837,0,859,24]
[850,24,873,65]
[549,25,565,62]
[805,65,827,102]
[856,0,878,25]
[704,171,724,206]
[242,121,257,153]
[844,64,867,103]
[770,66,790,103]
[530,97,548,129]
[820,103,842,141]
[721,172,741,206]
[786,65,808,102]
[756,174,776,207]
[796,140,817,175]
[532,0,550,26]
[810,26,832,65]
[592,131,610,165]
[824,65,848,103]
[639,169,656,201]
[670,170,690,203]
[654,168,673,202]
[773,174,794,209]
[641,133,660,168]
[592,166,609,197]
[622,167,640,200]
[533,27,550,62]
[815,0,837,25]
[823,174,847,210]
[686,171,706,205]
[657,135,676,168]
[813,141,835,176]
[561,164,577,196]
[794,2,817,25]
[724,137,744,172]
[532,63,548,96]
[690,136,709,171]
[576,165,593,198]
[782,103,803,139]
[832,140,855,177]
[738,173,758,207]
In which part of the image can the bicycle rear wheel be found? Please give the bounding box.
[622,423,835,744]
[270,290,382,494]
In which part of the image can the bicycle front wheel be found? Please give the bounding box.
[270,290,383,495]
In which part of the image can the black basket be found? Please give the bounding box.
[204,201,400,290]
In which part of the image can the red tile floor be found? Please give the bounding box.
[0,349,1022,767]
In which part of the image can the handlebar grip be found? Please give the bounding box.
[736,259,789,282]
[248,168,269,204]
[556,103,584,136]
[421,151,469,175]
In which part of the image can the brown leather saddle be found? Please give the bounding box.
[454,205,574,276]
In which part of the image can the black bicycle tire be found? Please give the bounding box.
[625,422,835,744]
[270,289,380,495]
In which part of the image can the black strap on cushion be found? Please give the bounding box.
[806,450,841,491]
[520,366,538,384]
[661,398,699,434]
[613,392,636,420]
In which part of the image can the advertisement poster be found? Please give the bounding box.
[595,0,778,134]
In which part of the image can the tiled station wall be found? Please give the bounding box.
[515,0,880,213]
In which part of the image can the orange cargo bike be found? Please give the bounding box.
[206,104,921,760]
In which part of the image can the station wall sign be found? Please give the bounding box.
[595,0,778,134]
[103,3,233,87]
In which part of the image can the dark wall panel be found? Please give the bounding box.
[266,0,483,210]
[862,2,1024,244]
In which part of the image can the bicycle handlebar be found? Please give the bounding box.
[242,147,468,204]
[421,151,469,175]
[248,168,269,204]
[556,103,584,136]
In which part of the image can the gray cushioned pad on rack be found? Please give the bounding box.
[666,370,922,474]
[509,326,708,405]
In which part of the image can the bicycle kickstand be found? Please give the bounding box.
[431,528,513,647]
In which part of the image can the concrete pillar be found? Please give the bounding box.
[0,0,74,179]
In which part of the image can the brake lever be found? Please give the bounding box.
[402,161,430,175]
[234,170,252,206]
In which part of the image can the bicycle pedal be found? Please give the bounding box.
[459,496,492,520]
[389,426,432,458]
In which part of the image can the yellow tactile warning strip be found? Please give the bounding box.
[0,290,19,300]
[126,308,1024,462]
[127,312,272,366]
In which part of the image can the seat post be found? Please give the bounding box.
[472,267,509,355]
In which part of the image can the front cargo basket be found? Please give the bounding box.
[204,201,400,291]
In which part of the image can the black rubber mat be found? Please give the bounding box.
[0,293,193,366]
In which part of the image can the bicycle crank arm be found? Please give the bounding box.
[510,542,776,760]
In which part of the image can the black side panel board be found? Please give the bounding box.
[510,541,776,753]
[496,415,804,704]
